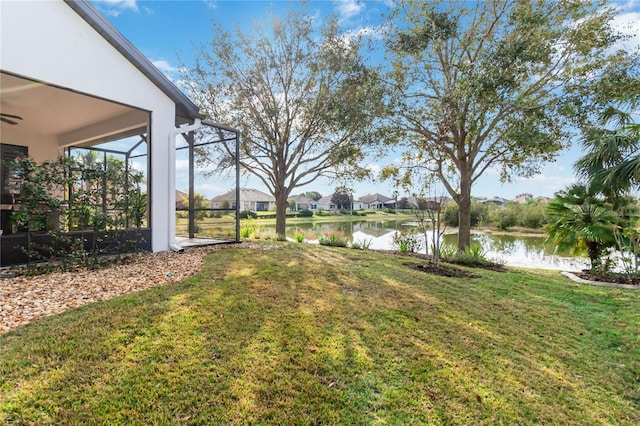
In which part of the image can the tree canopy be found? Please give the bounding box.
[187,9,386,239]
[382,0,628,251]
[331,186,353,210]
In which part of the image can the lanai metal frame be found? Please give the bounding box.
[176,120,240,242]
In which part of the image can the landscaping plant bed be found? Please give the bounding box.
[0,243,254,333]
[575,270,640,286]
[404,262,480,278]
[388,250,509,274]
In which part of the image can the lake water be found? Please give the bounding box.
[272,219,591,272]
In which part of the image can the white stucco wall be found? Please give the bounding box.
[0,127,59,163]
[1,0,178,252]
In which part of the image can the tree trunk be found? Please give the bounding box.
[275,193,289,241]
[457,175,472,252]
[587,241,602,270]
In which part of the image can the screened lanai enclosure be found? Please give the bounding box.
[1,130,152,266]
[0,71,240,267]
[174,122,240,243]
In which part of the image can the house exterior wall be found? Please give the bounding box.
[0,128,59,163]
[1,0,177,252]
[317,197,338,211]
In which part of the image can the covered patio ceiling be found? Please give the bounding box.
[0,71,149,148]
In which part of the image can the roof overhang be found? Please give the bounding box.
[63,0,204,124]
[1,71,149,147]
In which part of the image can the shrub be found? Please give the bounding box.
[438,245,456,260]
[239,210,258,219]
[496,209,518,230]
[450,244,500,267]
[319,231,347,247]
[392,229,421,253]
[519,202,548,228]
[295,233,304,243]
[297,209,314,217]
[443,202,486,227]
[240,218,260,238]
[351,238,372,250]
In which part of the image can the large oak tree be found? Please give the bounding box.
[188,10,385,240]
[383,0,625,251]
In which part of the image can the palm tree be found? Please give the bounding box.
[576,125,640,196]
[575,78,640,196]
[546,184,617,270]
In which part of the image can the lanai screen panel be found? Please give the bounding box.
[67,132,149,231]
[175,122,239,241]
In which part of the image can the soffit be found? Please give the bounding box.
[0,72,148,145]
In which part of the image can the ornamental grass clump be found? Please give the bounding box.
[351,238,372,250]
[240,218,260,239]
[450,244,498,268]
[319,231,347,247]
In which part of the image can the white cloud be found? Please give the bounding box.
[334,0,365,21]
[91,0,139,17]
[205,1,218,10]
[175,159,189,171]
[611,10,640,52]
[619,0,640,12]
[364,162,381,174]
[151,59,188,83]
[515,174,577,196]
[152,59,179,74]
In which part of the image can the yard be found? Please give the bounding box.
[1,242,639,424]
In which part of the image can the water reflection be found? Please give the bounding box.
[274,219,590,271]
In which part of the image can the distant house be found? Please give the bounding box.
[481,197,509,206]
[352,199,366,210]
[406,195,451,210]
[176,190,189,209]
[290,194,313,211]
[211,188,275,211]
[357,193,396,210]
[512,193,534,204]
[317,195,339,211]
[309,199,320,210]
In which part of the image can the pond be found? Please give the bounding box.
[267,219,590,272]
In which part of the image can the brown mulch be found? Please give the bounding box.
[574,271,640,286]
[0,243,262,334]
[388,250,508,277]
[405,262,480,278]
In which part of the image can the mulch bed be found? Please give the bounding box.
[0,243,263,334]
[389,250,508,278]
[574,271,640,286]
[405,262,480,278]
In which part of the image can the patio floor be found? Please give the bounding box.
[175,236,237,248]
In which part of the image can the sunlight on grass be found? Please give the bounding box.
[2,242,639,424]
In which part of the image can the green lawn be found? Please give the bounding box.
[2,242,639,424]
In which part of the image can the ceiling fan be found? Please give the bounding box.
[1,113,23,125]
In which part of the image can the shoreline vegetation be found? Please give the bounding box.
[2,241,639,424]
[179,210,549,236]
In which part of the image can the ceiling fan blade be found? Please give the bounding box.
[1,117,19,125]
[0,113,23,120]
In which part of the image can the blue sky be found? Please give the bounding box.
[90,0,640,200]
